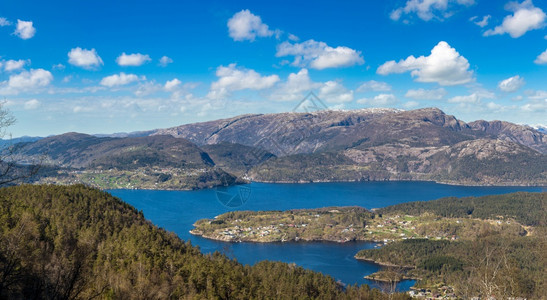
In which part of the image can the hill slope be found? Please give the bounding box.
[0,184,406,299]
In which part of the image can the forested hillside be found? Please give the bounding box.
[378,192,546,226]
[356,192,547,299]
[0,184,409,299]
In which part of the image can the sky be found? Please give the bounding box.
[0,0,546,137]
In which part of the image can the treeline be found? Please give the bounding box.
[0,184,409,299]
[378,192,546,226]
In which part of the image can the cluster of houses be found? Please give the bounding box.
[408,286,457,299]
[216,224,284,240]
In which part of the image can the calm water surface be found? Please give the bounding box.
[109,181,545,291]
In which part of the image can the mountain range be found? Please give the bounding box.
[9,107,547,188]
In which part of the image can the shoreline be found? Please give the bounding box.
[354,256,415,269]
[190,230,384,244]
[105,179,546,191]
[250,178,547,187]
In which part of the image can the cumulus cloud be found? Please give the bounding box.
[100,72,143,87]
[405,88,447,100]
[116,52,151,66]
[208,63,280,99]
[164,78,182,91]
[535,49,547,64]
[276,39,364,70]
[24,99,41,110]
[0,69,53,95]
[68,47,103,70]
[377,41,473,86]
[270,69,321,101]
[0,17,11,26]
[390,0,475,22]
[159,56,173,67]
[318,81,354,103]
[3,59,28,72]
[470,15,491,27]
[448,90,495,104]
[357,80,392,92]
[14,20,36,39]
[498,75,525,92]
[484,0,546,38]
[357,94,398,106]
[227,9,273,41]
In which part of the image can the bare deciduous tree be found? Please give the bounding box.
[0,102,40,185]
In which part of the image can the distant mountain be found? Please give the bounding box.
[153,107,546,186]
[200,142,275,176]
[530,124,547,134]
[0,136,43,148]
[469,120,546,153]
[13,133,238,190]
[93,129,157,138]
[11,107,547,187]
[154,108,538,155]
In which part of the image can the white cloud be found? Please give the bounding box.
[3,59,28,72]
[486,101,503,110]
[164,78,182,91]
[377,41,473,86]
[525,89,547,100]
[288,33,299,41]
[159,56,173,67]
[270,69,321,101]
[0,17,11,26]
[448,90,495,104]
[390,0,475,22]
[470,15,491,27]
[535,49,547,64]
[498,75,525,92]
[357,93,398,106]
[208,63,280,99]
[405,88,447,100]
[227,9,273,41]
[52,63,65,70]
[14,19,36,39]
[24,99,41,110]
[100,72,143,87]
[357,80,392,92]
[68,47,103,70]
[0,69,53,95]
[318,81,354,103]
[403,101,420,108]
[276,39,364,70]
[484,0,546,38]
[116,52,151,66]
[520,99,546,112]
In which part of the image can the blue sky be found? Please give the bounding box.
[1,0,546,137]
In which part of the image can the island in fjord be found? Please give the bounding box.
[190,192,542,244]
[191,192,546,299]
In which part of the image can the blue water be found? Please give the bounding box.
[108,181,545,291]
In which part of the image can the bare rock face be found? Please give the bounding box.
[12,107,547,186]
[469,120,546,154]
[154,108,483,156]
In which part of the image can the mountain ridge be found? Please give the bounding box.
[10,107,547,187]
